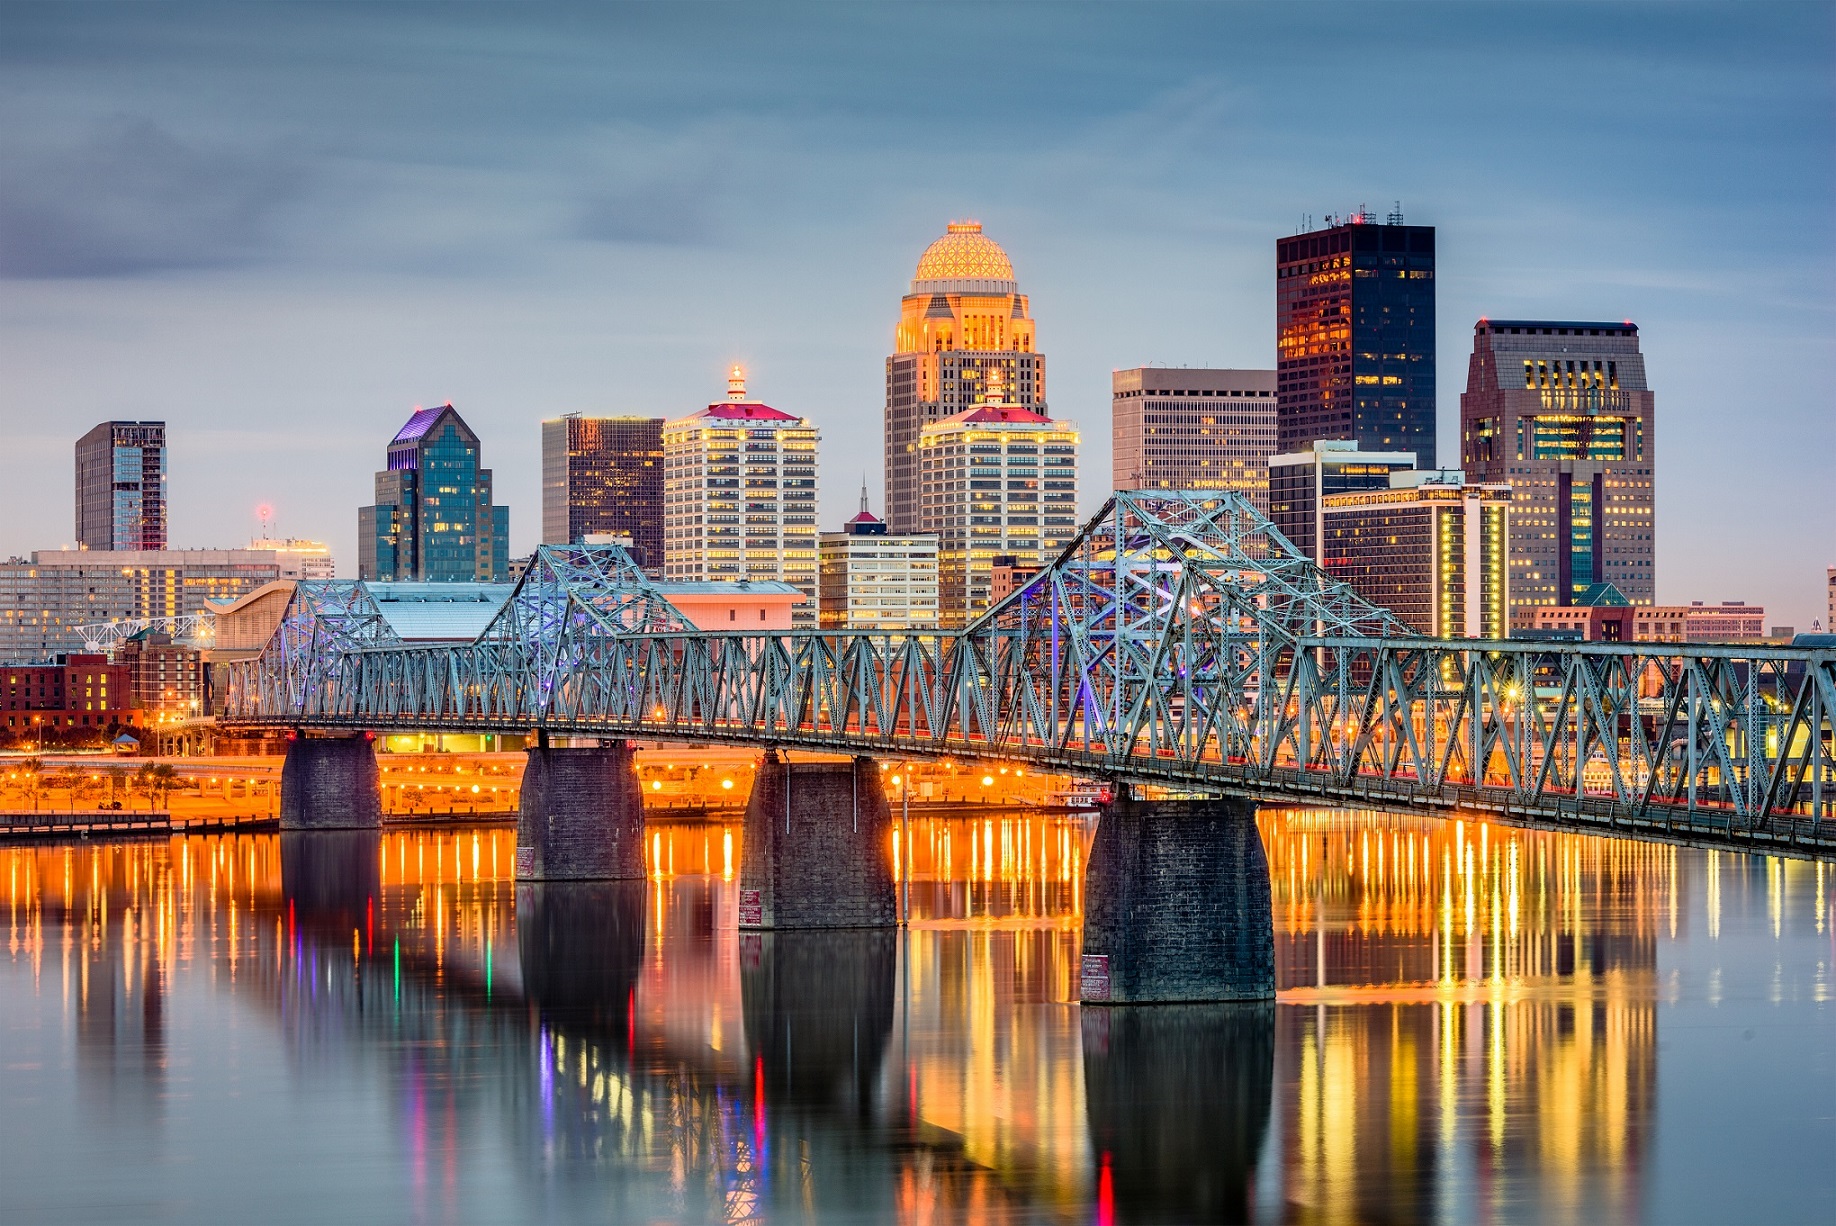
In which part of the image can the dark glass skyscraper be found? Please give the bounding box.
[1277,214,1436,466]
[74,421,167,551]
[358,404,509,582]
[540,415,664,568]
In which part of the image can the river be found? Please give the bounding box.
[2,810,1830,1223]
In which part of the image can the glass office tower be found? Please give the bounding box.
[74,421,167,551]
[1277,212,1435,466]
[358,404,509,582]
[540,415,664,569]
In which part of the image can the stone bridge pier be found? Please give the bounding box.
[739,752,896,929]
[516,738,646,881]
[279,732,382,830]
[1080,791,1275,1003]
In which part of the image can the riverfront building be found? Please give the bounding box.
[540,415,665,570]
[1321,471,1511,639]
[1110,367,1277,511]
[885,222,1045,534]
[1458,320,1657,630]
[918,379,1078,628]
[75,421,167,551]
[1267,439,1417,564]
[663,369,820,628]
[1277,212,1436,465]
[1,654,138,739]
[818,492,939,632]
[359,405,510,583]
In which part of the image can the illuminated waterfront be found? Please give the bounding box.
[2,811,1831,1223]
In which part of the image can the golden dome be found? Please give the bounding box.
[911,221,1017,294]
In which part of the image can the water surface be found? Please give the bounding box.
[2,811,1830,1223]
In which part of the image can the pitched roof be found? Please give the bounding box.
[391,405,454,444]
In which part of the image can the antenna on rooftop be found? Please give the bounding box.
[1387,200,1404,225]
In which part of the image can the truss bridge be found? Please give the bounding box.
[226,491,1835,861]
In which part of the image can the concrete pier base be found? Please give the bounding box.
[515,741,645,881]
[738,754,895,929]
[1080,793,1275,1003]
[279,733,382,831]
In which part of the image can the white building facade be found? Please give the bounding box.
[663,370,820,627]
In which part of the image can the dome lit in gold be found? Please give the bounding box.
[911,221,1017,294]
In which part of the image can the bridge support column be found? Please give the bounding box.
[739,753,895,929]
[279,732,382,831]
[1080,792,1274,1003]
[515,740,645,881]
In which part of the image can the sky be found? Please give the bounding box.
[0,2,1830,624]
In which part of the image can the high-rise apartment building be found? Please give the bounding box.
[540,415,665,570]
[663,370,820,627]
[1321,472,1511,639]
[1267,440,1417,564]
[918,384,1078,628]
[1277,212,1435,465]
[247,538,335,580]
[818,491,939,632]
[75,421,167,551]
[359,405,509,583]
[1111,368,1277,510]
[1459,320,1656,630]
[885,222,1044,534]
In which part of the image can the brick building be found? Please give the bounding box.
[2,653,139,740]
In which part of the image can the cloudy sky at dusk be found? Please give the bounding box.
[1,2,1830,622]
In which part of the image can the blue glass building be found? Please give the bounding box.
[358,405,509,582]
[1277,212,1436,468]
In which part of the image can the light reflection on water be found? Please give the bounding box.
[1,811,1831,1224]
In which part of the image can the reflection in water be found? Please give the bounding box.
[1083,1003,1274,1223]
[3,811,1831,1223]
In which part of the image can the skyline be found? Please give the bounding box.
[1,4,1831,625]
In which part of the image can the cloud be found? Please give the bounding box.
[0,118,309,278]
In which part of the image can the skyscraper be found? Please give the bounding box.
[1111,367,1277,511]
[540,415,664,568]
[918,374,1078,627]
[663,368,820,627]
[1459,320,1656,630]
[885,221,1044,534]
[1276,211,1435,465]
[74,421,167,551]
[358,404,509,582]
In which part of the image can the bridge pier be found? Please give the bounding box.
[515,739,646,881]
[279,732,382,830]
[1080,792,1275,1003]
[739,753,896,929]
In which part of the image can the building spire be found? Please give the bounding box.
[982,364,1006,407]
[860,477,870,516]
[727,364,747,401]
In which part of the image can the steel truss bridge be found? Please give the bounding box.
[226,492,1836,859]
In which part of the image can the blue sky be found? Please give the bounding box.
[1,2,1830,622]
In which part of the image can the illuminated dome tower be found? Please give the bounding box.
[884,221,1045,533]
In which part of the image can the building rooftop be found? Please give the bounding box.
[390,405,455,445]
[1476,320,1638,334]
[911,221,1017,296]
[364,582,513,640]
[935,404,1055,427]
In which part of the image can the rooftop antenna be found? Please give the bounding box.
[860,476,870,516]
[1387,200,1404,225]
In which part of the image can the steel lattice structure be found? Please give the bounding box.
[227,492,1836,858]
